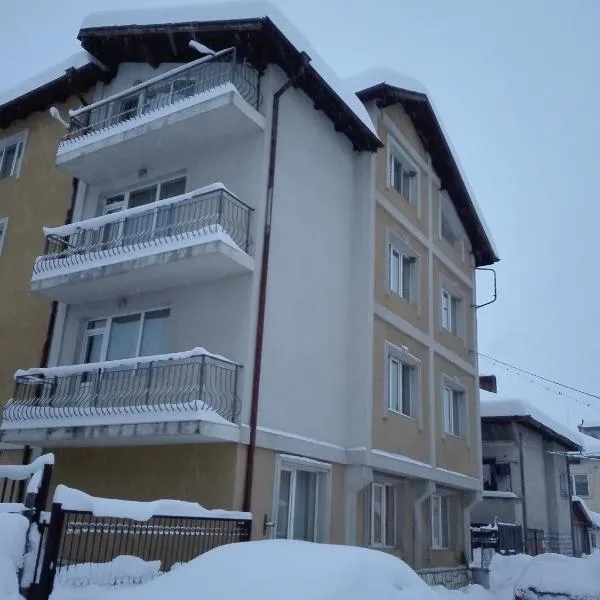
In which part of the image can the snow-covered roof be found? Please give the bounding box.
[580,432,600,457]
[572,496,600,528]
[480,391,583,450]
[80,1,377,142]
[349,68,498,265]
[0,51,96,108]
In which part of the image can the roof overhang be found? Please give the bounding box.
[0,61,111,130]
[77,17,382,153]
[357,83,498,267]
[482,415,581,452]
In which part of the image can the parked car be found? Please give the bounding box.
[514,552,600,600]
[101,539,438,600]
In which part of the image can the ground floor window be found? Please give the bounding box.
[431,493,451,549]
[275,457,330,543]
[371,482,396,547]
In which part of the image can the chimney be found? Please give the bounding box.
[479,375,497,394]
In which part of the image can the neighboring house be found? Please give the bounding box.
[0,2,497,583]
[571,496,599,555]
[572,427,600,513]
[472,390,581,556]
[0,53,107,464]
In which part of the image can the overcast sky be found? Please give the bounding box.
[2,0,599,432]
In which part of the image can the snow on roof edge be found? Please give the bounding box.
[572,496,600,528]
[79,0,378,141]
[0,50,102,109]
[348,68,499,261]
[480,392,582,449]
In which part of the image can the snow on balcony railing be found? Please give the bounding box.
[33,183,253,277]
[60,48,261,146]
[3,348,241,427]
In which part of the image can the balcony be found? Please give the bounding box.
[0,349,241,445]
[30,184,254,303]
[56,48,265,182]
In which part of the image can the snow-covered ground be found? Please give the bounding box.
[0,513,29,600]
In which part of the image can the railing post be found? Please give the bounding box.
[232,365,240,423]
[32,502,64,600]
[33,464,53,524]
[144,362,154,406]
[197,357,206,410]
[217,193,224,228]
[244,209,252,253]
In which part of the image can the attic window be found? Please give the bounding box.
[388,137,419,207]
[439,193,463,256]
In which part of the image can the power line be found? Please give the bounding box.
[475,351,600,403]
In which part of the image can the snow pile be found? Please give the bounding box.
[0,513,29,600]
[62,540,437,600]
[488,552,532,595]
[514,551,600,597]
[55,556,161,588]
[53,485,250,521]
[480,391,582,449]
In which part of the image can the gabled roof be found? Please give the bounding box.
[77,1,381,152]
[480,392,582,451]
[350,68,498,267]
[0,51,110,129]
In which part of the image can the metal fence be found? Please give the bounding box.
[471,523,523,558]
[61,47,261,145]
[0,460,53,520]
[34,186,253,275]
[4,354,241,425]
[28,503,251,600]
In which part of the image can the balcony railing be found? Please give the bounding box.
[3,350,241,426]
[33,184,253,276]
[61,48,261,145]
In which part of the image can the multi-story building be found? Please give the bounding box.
[0,53,107,465]
[571,429,600,513]
[0,3,497,582]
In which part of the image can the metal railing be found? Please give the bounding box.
[34,187,253,275]
[4,354,241,425]
[61,48,261,145]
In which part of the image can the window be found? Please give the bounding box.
[81,309,170,364]
[275,458,329,543]
[483,459,511,492]
[388,355,417,417]
[444,385,466,437]
[371,483,396,547]
[572,474,590,497]
[441,288,462,335]
[388,140,418,205]
[389,245,416,301]
[431,494,450,549]
[439,193,463,254]
[0,131,26,180]
[0,218,7,257]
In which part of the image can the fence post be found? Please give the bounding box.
[33,502,64,600]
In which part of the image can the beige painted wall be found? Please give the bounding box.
[374,206,429,335]
[372,316,431,464]
[435,355,479,478]
[0,96,89,408]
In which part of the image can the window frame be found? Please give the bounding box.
[273,454,331,544]
[442,380,467,438]
[370,482,397,548]
[80,307,171,364]
[572,473,590,498]
[431,493,451,550]
[438,192,464,258]
[385,343,420,420]
[0,218,7,258]
[387,135,420,209]
[0,130,27,180]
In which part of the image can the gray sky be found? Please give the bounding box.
[2,0,599,431]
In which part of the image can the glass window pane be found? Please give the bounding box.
[293,470,317,542]
[392,156,402,193]
[452,392,461,436]
[276,470,292,539]
[401,364,412,416]
[402,170,412,201]
[442,496,450,548]
[385,485,395,546]
[372,484,383,545]
[431,496,440,547]
[389,358,399,411]
[106,314,141,360]
[83,333,103,364]
[159,177,186,200]
[0,144,16,178]
[442,291,449,328]
[390,248,400,293]
[129,185,157,209]
[140,309,170,357]
[401,256,412,300]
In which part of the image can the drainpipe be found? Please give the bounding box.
[413,481,435,569]
[518,432,528,551]
[566,454,576,555]
[242,54,311,514]
[464,491,482,563]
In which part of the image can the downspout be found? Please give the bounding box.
[413,481,435,569]
[566,454,576,555]
[518,432,529,551]
[464,491,482,563]
[242,54,311,514]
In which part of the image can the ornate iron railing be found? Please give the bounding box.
[61,48,261,145]
[4,354,241,425]
[34,186,253,275]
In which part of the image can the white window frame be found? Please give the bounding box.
[438,192,464,258]
[370,482,397,547]
[431,493,451,550]
[80,307,171,364]
[273,455,331,544]
[0,218,7,258]
[443,381,467,438]
[385,342,420,420]
[387,230,420,305]
[572,473,590,498]
[0,130,27,180]
[387,136,420,208]
[441,282,464,338]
